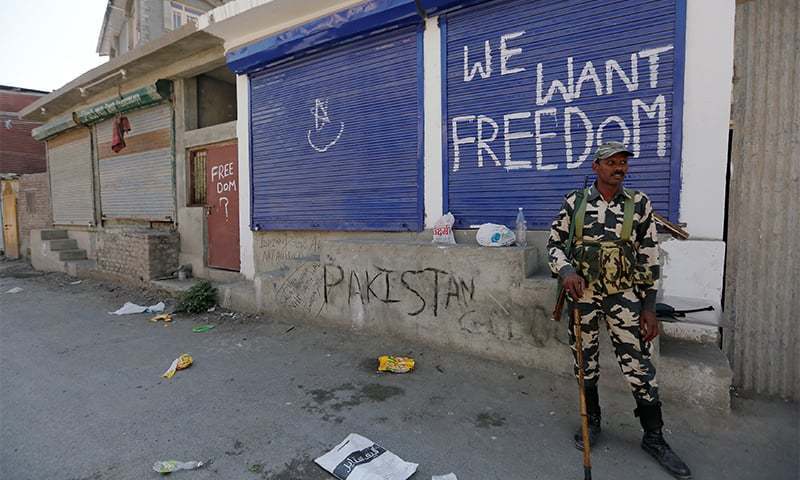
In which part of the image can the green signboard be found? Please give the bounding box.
[74,80,173,125]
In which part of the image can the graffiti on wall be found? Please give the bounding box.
[307,98,344,153]
[322,264,476,317]
[210,161,237,219]
[451,29,674,172]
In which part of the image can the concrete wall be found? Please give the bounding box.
[724,0,799,400]
[197,75,237,128]
[236,74,255,279]
[17,173,52,258]
[256,239,563,369]
[658,0,735,312]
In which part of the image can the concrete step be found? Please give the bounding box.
[47,238,78,251]
[58,249,87,261]
[65,259,97,277]
[151,278,200,294]
[659,338,733,411]
[218,281,258,313]
[205,268,244,284]
[41,229,68,240]
[661,320,720,345]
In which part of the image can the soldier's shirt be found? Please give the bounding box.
[547,184,660,311]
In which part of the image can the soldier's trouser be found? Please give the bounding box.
[569,286,659,405]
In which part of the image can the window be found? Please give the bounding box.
[188,149,207,206]
[171,2,202,29]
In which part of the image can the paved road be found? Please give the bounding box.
[1,261,797,480]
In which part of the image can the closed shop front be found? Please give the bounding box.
[47,128,96,225]
[229,3,424,231]
[443,0,686,228]
[94,103,175,221]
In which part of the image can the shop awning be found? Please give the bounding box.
[31,112,80,141]
[227,0,485,74]
[73,80,173,125]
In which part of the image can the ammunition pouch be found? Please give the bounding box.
[573,240,651,294]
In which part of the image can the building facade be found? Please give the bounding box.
[96,0,230,58]
[23,0,797,402]
[0,85,48,258]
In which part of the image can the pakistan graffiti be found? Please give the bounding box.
[307,98,344,153]
[452,29,674,172]
[323,264,476,317]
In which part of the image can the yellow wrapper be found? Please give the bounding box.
[377,355,415,373]
[162,353,193,379]
[150,313,173,323]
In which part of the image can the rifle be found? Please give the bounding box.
[653,212,690,240]
[551,176,589,322]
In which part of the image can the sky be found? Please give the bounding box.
[0,0,109,92]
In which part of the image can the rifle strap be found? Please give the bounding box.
[573,188,590,243]
[621,189,635,241]
[574,188,635,242]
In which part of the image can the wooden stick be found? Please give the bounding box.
[573,306,592,480]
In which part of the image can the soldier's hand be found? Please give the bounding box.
[640,310,659,342]
[563,273,586,300]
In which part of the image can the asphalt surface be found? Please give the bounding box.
[1,260,797,480]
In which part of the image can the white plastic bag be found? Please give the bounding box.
[476,223,516,247]
[315,433,418,480]
[109,301,165,315]
[432,212,456,245]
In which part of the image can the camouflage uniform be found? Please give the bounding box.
[548,186,661,405]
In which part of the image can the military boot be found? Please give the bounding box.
[635,402,692,479]
[573,385,601,451]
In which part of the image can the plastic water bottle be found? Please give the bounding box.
[515,207,527,247]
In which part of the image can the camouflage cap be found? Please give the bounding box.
[594,141,634,162]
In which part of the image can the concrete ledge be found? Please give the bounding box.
[219,281,258,313]
[659,339,733,412]
[184,121,237,148]
[662,321,720,345]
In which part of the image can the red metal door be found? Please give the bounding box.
[206,143,240,271]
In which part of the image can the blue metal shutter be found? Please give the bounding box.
[444,0,685,228]
[249,25,423,231]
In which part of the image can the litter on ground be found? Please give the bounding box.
[377,355,415,374]
[5,287,23,294]
[432,474,458,480]
[69,280,82,285]
[192,324,216,333]
[110,301,165,315]
[162,354,193,379]
[315,433,418,480]
[153,460,203,473]
[150,313,173,323]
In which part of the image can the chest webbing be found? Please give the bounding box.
[573,188,635,243]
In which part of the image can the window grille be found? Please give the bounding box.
[189,149,207,206]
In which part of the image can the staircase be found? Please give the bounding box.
[41,230,87,261]
[31,229,95,275]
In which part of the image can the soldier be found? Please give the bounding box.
[547,141,692,479]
